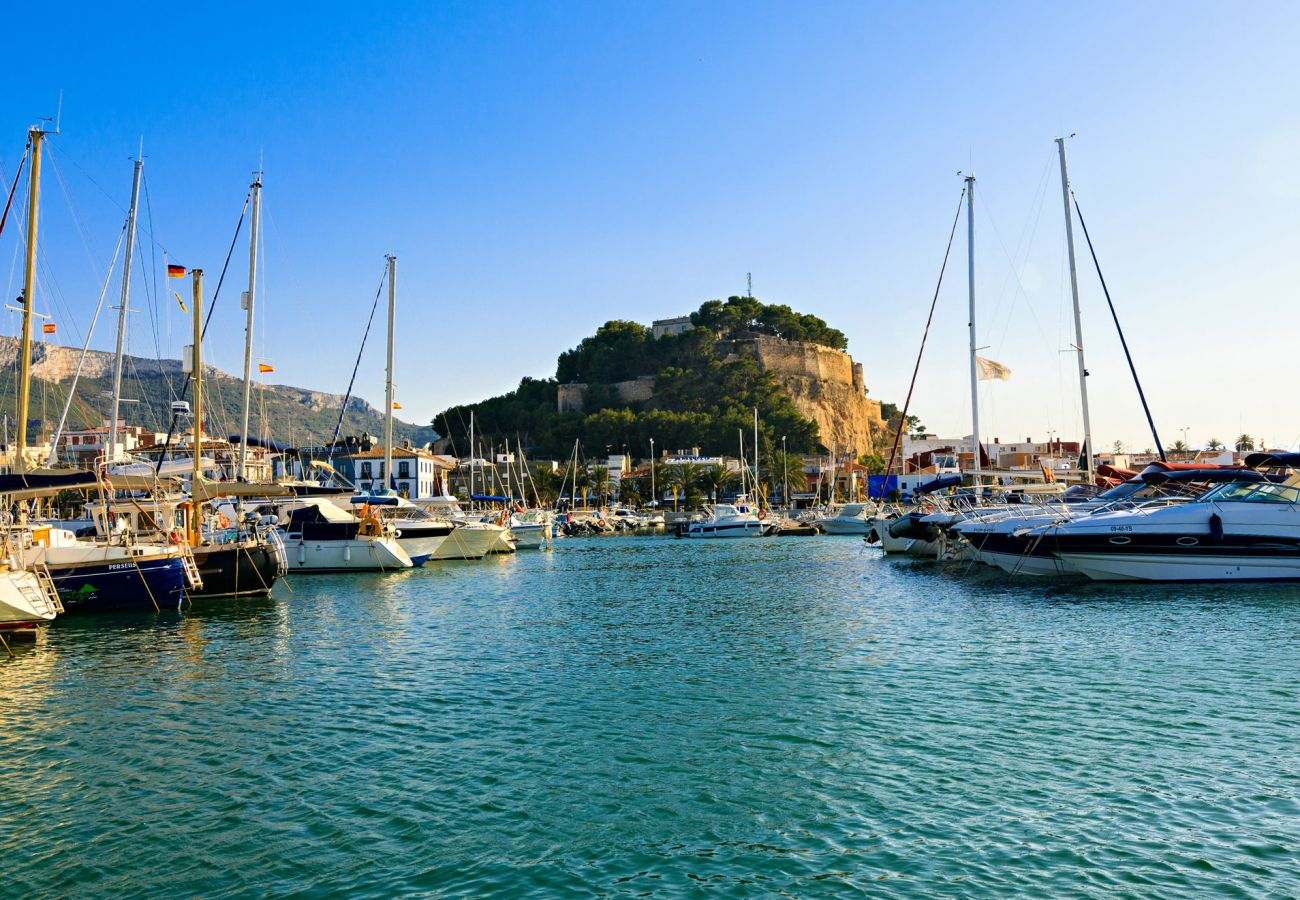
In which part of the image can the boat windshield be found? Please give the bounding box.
[1202,482,1300,504]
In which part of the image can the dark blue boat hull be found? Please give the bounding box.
[51,555,186,613]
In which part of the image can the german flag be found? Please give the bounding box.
[258,363,274,374]
[167,264,186,277]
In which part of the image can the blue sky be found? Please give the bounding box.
[3,1,1298,450]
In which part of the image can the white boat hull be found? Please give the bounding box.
[684,521,767,538]
[510,523,549,549]
[284,536,412,572]
[819,519,874,535]
[430,526,498,560]
[0,569,59,629]
[1061,552,1300,582]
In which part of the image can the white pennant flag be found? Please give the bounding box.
[975,356,1011,381]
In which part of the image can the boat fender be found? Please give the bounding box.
[1209,513,1224,543]
[393,529,402,538]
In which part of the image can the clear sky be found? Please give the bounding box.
[3,1,1298,451]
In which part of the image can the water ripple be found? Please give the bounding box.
[0,536,1297,896]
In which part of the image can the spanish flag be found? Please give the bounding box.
[393,401,403,410]
[167,264,186,277]
[42,322,56,335]
[259,363,274,374]
[173,291,187,313]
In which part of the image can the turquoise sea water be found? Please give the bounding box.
[1,535,1297,896]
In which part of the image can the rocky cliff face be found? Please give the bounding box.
[0,337,411,428]
[720,335,887,455]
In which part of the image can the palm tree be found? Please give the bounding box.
[619,477,644,507]
[1169,439,1189,454]
[1206,438,1224,452]
[774,450,807,503]
[1236,434,1255,452]
[699,464,734,502]
[667,462,701,510]
[531,465,560,505]
[589,466,610,507]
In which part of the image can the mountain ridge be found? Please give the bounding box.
[0,338,435,447]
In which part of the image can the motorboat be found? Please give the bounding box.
[1036,461,1300,582]
[815,502,877,535]
[272,499,413,572]
[409,495,515,559]
[342,491,454,563]
[683,501,772,538]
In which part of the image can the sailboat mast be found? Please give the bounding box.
[1055,138,1095,483]
[108,154,143,465]
[753,407,759,506]
[965,174,981,486]
[189,269,204,545]
[16,127,46,471]
[468,410,475,498]
[238,173,262,481]
[384,254,396,493]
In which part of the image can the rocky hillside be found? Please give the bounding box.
[436,296,891,459]
[0,338,435,447]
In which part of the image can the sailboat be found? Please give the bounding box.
[347,254,453,565]
[6,131,193,613]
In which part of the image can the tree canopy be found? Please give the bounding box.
[436,295,859,460]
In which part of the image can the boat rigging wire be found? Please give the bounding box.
[47,222,127,462]
[153,192,252,473]
[0,145,27,239]
[879,186,966,496]
[1071,194,1166,462]
[326,266,388,464]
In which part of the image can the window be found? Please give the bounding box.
[399,461,410,478]
[1205,482,1300,504]
[361,462,372,479]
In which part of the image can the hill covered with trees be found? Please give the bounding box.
[435,296,868,461]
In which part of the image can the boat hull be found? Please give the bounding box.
[510,523,549,549]
[684,521,767,538]
[819,519,874,535]
[1061,550,1300,582]
[49,554,186,613]
[283,537,413,572]
[190,542,281,598]
[431,526,498,560]
[0,570,59,630]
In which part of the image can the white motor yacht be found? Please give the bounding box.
[815,502,877,535]
[274,498,412,572]
[1039,470,1300,582]
[410,495,515,559]
[683,502,771,538]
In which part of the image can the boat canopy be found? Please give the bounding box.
[1142,468,1267,486]
[914,475,962,495]
[470,494,510,502]
[351,490,400,506]
[1245,452,1300,470]
[227,435,295,453]
[0,469,100,499]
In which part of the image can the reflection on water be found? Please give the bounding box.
[1,536,1297,896]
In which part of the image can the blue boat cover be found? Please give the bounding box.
[914,474,963,495]
[1244,452,1300,469]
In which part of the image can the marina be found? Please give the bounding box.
[4,3,1300,895]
